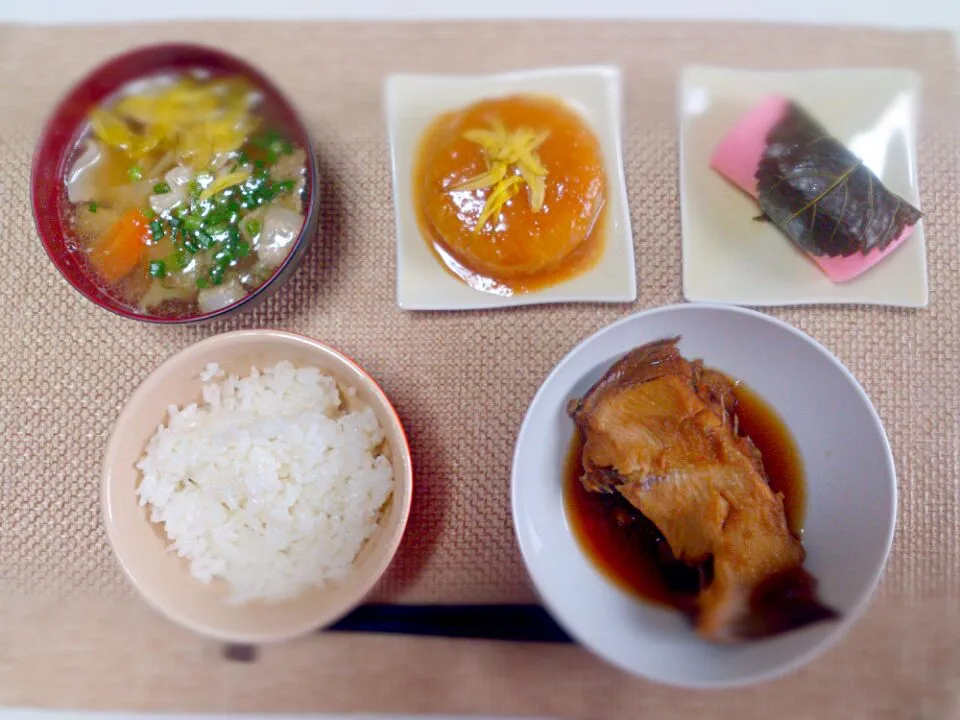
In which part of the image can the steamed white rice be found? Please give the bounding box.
[135,360,394,605]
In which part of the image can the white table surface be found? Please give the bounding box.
[4,0,958,31]
[2,1,956,718]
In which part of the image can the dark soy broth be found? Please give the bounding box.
[564,376,806,609]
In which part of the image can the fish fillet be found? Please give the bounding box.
[570,337,837,642]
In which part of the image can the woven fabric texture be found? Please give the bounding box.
[0,20,958,719]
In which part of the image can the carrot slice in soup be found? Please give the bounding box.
[89,209,151,284]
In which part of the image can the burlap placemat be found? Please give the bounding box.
[1,20,958,719]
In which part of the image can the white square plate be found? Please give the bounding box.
[679,66,927,308]
[385,66,636,311]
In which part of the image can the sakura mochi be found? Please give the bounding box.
[710,95,922,283]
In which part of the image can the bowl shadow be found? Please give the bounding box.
[369,387,452,602]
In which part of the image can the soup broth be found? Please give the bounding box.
[64,71,308,317]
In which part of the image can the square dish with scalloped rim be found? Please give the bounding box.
[385,66,636,311]
[679,65,927,308]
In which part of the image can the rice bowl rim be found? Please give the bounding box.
[100,329,413,643]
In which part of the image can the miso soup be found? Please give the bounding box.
[65,71,308,317]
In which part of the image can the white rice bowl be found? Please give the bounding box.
[135,360,394,605]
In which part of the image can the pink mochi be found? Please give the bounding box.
[709,94,917,283]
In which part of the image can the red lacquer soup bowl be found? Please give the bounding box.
[31,43,320,324]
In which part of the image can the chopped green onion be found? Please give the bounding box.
[127,165,143,182]
[153,181,171,194]
[277,179,295,193]
[173,252,190,270]
[255,129,283,148]
[183,215,203,232]
[167,216,181,229]
[244,219,262,236]
[194,229,214,249]
[203,205,232,226]
[182,238,199,254]
[236,240,251,258]
[144,208,156,221]
[266,139,288,164]
[148,260,166,278]
[213,248,234,266]
[209,265,225,286]
[87,202,98,213]
[205,222,229,236]
[237,151,249,166]
[149,219,164,241]
[196,277,209,289]
[255,184,277,204]
[254,159,266,170]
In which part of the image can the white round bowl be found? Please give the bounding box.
[511,304,896,688]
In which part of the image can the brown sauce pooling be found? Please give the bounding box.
[564,375,805,610]
[413,94,607,295]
